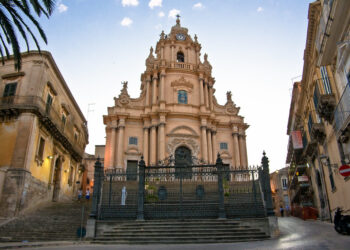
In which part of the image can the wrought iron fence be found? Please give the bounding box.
[97,155,266,220]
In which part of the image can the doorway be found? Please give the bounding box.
[52,157,62,201]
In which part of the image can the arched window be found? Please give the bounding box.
[177,52,184,62]
[178,90,187,104]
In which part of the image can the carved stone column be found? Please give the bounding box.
[211,130,217,163]
[150,123,157,165]
[143,127,149,166]
[159,72,166,109]
[171,44,175,62]
[207,129,212,163]
[152,74,158,106]
[209,86,213,110]
[201,125,208,162]
[110,126,116,168]
[145,79,151,107]
[158,123,165,161]
[232,132,241,168]
[239,133,248,168]
[199,77,205,106]
[117,118,125,169]
[205,82,209,108]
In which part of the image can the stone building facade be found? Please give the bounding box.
[286,0,350,221]
[103,18,249,172]
[0,51,88,217]
[270,167,290,216]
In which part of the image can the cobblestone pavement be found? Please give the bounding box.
[12,217,350,250]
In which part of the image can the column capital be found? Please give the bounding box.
[199,77,204,81]
[200,125,207,130]
[232,132,239,136]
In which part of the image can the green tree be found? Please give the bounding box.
[0,0,55,70]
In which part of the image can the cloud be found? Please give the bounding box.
[121,17,133,27]
[193,3,204,10]
[122,0,139,7]
[58,3,68,13]
[158,11,165,18]
[149,0,162,9]
[168,9,180,19]
[257,7,264,12]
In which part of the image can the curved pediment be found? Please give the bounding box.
[171,77,193,91]
[168,125,199,138]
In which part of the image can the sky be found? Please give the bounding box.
[14,0,313,172]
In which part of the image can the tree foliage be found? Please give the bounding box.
[0,0,55,70]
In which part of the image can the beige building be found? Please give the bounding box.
[286,0,350,221]
[81,145,105,194]
[0,51,88,217]
[103,18,249,172]
[270,167,290,216]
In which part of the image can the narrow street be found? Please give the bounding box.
[14,217,350,250]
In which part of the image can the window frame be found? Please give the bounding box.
[3,82,17,97]
[129,136,138,145]
[177,51,185,63]
[220,142,228,150]
[178,90,188,104]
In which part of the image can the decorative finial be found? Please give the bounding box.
[176,14,180,25]
[160,30,165,39]
[194,34,198,43]
[263,150,266,156]
[204,53,208,61]
[149,46,153,55]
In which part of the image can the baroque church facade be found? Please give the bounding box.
[103,18,249,171]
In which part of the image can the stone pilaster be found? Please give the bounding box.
[232,126,241,168]
[152,74,158,107]
[207,129,212,164]
[239,132,248,168]
[110,126,116,168]
[150,121,157,165]
[143,127,149,166]
[145,79,151,107]
[209,86,213,111]
[211,130,217,163]
[205,82,209,109]
[199,77,205,108]
[116,118,125,169]
[158,123,165,162]
[159,72,166,109]
[201,123,208,162]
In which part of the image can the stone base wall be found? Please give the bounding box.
[0,168,53,217]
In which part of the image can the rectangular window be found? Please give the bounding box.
[308,114,313,135]
[320,66,332,94]
[178,90,188,104]
[3,82,17,97]
[46,93,53,113]
[61,113,66,125]
[129,137,138,145]
[220,142,228,150]
[282,178,288,190]
[37,137,45,161]
[313,83,320,109]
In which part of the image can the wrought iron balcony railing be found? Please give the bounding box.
[310,122,326,143]
[334,83,350,141]
[317,93,336,122]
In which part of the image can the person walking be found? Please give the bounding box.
[280,206,284,217]
[77,189,82,202]
[85,188,90,201]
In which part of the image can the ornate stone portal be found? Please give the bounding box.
[103,17,249,170]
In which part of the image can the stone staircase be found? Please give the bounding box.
[93,219,270,244]
[0,201,89,242]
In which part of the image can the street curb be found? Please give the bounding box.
[0,241,88,249]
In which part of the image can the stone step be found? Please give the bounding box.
[102,231,266,237]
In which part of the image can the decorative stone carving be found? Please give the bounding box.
[171,76,193,91]
[115,81,130,107]
[225,91,240,115]
[145,47,155,67]
[167,137,200,158]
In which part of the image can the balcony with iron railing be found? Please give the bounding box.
[334,82,350,141]
[0,95,85,159]
[316,78,336,122]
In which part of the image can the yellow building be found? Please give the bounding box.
[103,17,249,172]
[286,0,350,221]
[0,51,88,217]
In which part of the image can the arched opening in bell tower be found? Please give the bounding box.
[177,51,184,62]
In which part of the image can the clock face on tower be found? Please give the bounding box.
[176,33,186,41]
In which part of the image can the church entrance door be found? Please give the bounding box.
[175,146,192,179]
